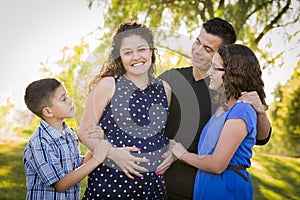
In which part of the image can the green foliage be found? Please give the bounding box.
[38,1,300,158]
[272,62,300,135]
[40,39,91,130]
[0,98,15,132]
[42,0,299,129]
[90,0,299,69]
[262,62,300,156]
[279,66,300,135]
[72,41,109,126]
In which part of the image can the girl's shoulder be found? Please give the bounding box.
[228,101,256,118]
[232,101,254,110]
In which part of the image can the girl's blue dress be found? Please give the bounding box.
[193,102,257,200]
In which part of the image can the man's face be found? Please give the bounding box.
[191,29,223,71]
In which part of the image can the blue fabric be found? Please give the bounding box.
[23,119,82,200]
[193,102,257,200]
[83,76,170,199]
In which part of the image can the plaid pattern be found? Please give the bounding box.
[24,119,82,200]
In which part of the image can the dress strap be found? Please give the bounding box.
[226,166,249,182]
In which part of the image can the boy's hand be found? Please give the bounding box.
[87,124,104,139]
[93,140,111,163]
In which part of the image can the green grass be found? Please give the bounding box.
[0,141,27,200]
[249,151,300,199]
[0,135,299,200]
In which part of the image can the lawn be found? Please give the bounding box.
[0,134,299,200]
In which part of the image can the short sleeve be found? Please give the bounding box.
[227,102,257,135]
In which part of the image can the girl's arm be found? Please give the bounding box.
[177,118,248,174]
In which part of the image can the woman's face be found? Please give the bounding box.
[207,52,225,91]
[120,34,152,76]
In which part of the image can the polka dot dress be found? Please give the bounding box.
[83,76,170,200]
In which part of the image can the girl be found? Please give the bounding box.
[170,44,267,200]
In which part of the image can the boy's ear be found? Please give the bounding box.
[42,107,54,118]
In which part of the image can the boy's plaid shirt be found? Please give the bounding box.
[24,119,82,200]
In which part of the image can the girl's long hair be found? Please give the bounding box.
[218,44,268,110]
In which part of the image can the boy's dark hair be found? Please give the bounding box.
[24,78,61,118]
[203,18,236,45]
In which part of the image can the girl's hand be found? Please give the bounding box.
[156,150,175,175]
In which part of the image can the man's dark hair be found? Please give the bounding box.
[203,18,236,45]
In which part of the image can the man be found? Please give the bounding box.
[157,18,272,199]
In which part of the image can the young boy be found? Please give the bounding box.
[23,78,110,200]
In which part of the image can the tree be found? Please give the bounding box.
[88,0,300,68]
[264,61,300,156]
[271,61,300,136]
[0,97,15,133]
[40,38,91,130]
[38,0,300,137]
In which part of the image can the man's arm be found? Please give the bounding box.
[256,113,272,145]
[239,91,271,145]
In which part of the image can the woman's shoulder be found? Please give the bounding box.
[94,76,115,89]
[97,76,115,84]
[90,76,116,99]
